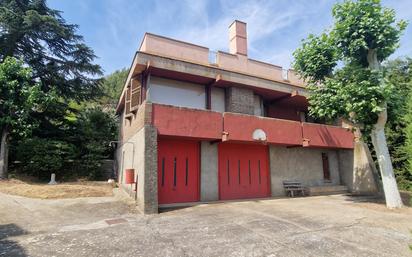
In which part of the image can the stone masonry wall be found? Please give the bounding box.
[225,87,254,115]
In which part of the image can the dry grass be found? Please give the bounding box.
[0,179,114,199]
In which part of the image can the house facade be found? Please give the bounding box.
[115,21,376,214]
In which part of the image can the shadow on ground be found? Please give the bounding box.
[0,224,29,257]
[159,206,193,213]
[343,195,384,203]
[343,193,412,207]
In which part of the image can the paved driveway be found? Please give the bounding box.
[1,191,411,257]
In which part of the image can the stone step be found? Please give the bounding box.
[307,185,348,196]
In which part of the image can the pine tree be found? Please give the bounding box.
[0,0,102,101]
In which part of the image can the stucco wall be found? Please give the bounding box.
[200,142,219,201]
[269,146,341,196]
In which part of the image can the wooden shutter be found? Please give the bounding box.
[130,77,141,110]
[125,86,131,115]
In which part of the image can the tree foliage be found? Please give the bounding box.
[333,0,407,66]
[293,0,407,132]
[0,0,102,101]
[293,33,338,82]
[99,68,129,106]
[0,1,121,181]
[16,138,77,179]
[293,0,408,206]
[0,57,51,136]
[383,58,412,190]
[403,92,412,190]
[15,107,117,180]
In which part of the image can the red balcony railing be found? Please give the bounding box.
[151,104,354,149]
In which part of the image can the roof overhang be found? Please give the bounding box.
[116,51,309,114]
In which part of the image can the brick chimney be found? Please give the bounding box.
[229,20,247,56]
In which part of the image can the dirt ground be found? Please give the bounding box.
[0,192,411,257]
[0,179,114,199]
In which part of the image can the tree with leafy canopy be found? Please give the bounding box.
[0,0,102,101]
[0,0,103,179]
[98,68,129,106]
[0,57,53,179]
[404,82,412,191]
[384,58,412,191]
[293,0,407,208]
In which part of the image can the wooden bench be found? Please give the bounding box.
[283,181,306,197]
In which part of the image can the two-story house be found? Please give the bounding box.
[115,21,372,214]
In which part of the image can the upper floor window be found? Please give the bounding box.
[147,77,206,110]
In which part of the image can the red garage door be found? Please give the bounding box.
[158,139,200,204]
[218,143,270,200]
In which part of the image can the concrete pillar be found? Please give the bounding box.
[225,87,254,115]
[200,142,219,201]
[338,143,379,195]
[142,124,158,214]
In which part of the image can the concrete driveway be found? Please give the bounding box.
[1,191,411,257]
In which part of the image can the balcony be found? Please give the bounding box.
[151,104,354,149]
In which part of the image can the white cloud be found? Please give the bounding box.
[54,0,411,74]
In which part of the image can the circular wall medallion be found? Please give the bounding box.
[252,129,267,141]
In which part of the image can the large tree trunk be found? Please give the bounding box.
[367,49,403,208]
[0,127,10,180]
[370,107,403,208]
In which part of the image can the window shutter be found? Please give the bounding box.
[131,78,141,110]
[125,86,131,115]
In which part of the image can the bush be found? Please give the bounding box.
[16,138,77,180]
[74,107,117,180]
[13,107,117,181]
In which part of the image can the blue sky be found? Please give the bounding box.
[48,0,412,76]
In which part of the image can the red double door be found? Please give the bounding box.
[218,143,270,200]
[157,139,200,204]
[158,139,270,204]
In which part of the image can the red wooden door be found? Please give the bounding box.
[218,143,270,200]
[158,139,200,204]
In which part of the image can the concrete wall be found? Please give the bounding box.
[138,33,305,88]
[140,33,210,64]
[253,94,263,116]
[211,87,225,112]
[116,100,158,214]
[225,87,254,115]
[200,142,219,201]
[117,125,158,214]
[117,127,145,195]
[339,142,379,195]
[269,146,341,196]
[337,149,354,192]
